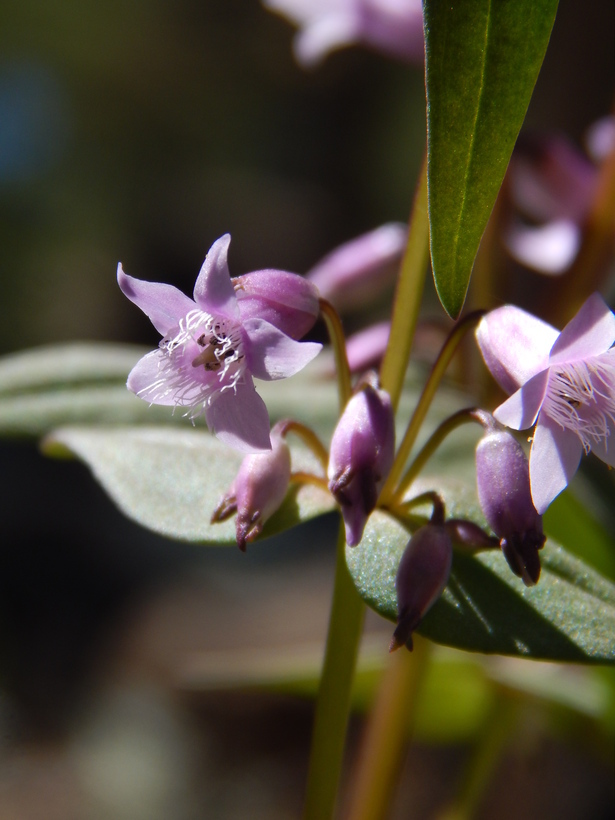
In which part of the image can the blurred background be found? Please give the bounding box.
[0,1,613,818]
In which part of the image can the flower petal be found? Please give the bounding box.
[476,307,558,393]
[205,379,272,453]
[504,219,580,275]
[589,435,615,468]
[193,234,239,319]
[126,350,177,405]
[549,292,615,365]
[529,415,583,514]
[117,265,195,336]
[493,369,550,430]
[243,318,322,381]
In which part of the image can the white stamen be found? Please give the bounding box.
[543,356,615,453]
[136,309,247,418]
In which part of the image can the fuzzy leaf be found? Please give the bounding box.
[43,426,334,544]
[346,483,615,663]
[424,0,559,317]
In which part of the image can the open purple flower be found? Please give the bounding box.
[118,235,321,453]
[263,0,424,68]
[476,293,615,513]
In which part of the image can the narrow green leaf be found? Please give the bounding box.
[346,504,615,664]
[425,0,559,317]
[43,426,334,543]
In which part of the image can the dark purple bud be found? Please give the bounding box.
[444,518,500,551]
[211,422,291,551]
[476,429,546,586]
[390,524,453,652]
[328,379,394,547]
[234,269,320,340]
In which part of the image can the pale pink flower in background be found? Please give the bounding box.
[263,0,424,68]
[476,293,615,514]
[118,235,321,453]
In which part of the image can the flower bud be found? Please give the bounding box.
[306,224,406,312]
[234,269,320,340]
[390,524,453,652]
[211,422,291,550]
[476,429,545,585]
[328,379,395,546]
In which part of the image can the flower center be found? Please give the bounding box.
[138,308,246,418]
[543,355,615,452]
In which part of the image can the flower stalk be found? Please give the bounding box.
[320,297,353,410]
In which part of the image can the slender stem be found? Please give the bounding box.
[303,523,365,820]
[379,312,485,506]
[278,419,329,471]
[344,636,432,820]
[380,154,430,411]
[436,694,518,820]
[320,298,353,411]
[390,409,490,506]
[290,471,329,491]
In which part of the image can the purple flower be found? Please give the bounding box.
[211,422,292,550]
[328,377,395,546]
[390,523,452,652]
[306,223,406,311]
[118,234,322,453]
[476,293,615,513]
[263,0,424,68]
[476,428,545,585]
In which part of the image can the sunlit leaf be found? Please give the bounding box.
[424,0,559,317]
[43,426,334,543]
[346,483,615,663]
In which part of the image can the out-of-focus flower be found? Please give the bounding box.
[504,120,615,275]
[389,523,452,651]
[306,223,406,311]
[211,422,292,550]
[118,234,321,453]
[263,0,424,68]
[476,293,615,513]
[328,376,395,546]
[476,427,545,585]
[233,268,320,340]
[345,321,390,373]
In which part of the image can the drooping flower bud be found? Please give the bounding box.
[328,377,395,546]
[475,428,546,586]
[211,422,292,551]
[390,524,453,652]
[234,269,320,340]
[306,224,406,312]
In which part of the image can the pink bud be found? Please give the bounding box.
[390,524,453,652]
[476,429,545,585]
[212,422,291,550]
[234,269,320,340]
[328,379,395,546]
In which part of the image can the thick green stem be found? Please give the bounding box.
[379,311,485,506]
[344,636,432,820]
[380,155,430,411]
[320,298,353,411]
[302,523,365,820]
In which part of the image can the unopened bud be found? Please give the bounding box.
[212,422,291,550]
[390,524,453,652]
[234,269,320,340]
[328,378,394,546]
[476,429,545,585]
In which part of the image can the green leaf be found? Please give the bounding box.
[424,0,559,317]
[346,493,615,664]
[43,426,334,543]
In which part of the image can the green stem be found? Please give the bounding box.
[303,523,365,820]
[343,636,432,820]
[379,312,485,506]
[278,419,329,471]
[320,298,353,411]
[380,154,430,411]
[390,408,490,505]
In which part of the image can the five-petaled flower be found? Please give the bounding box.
[476,293,615,514]
[118,234,322,453]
